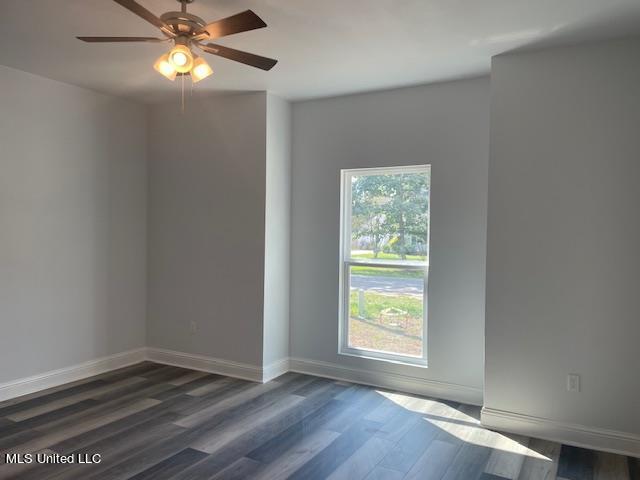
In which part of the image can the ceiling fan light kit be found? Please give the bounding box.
[153,52,177,81]
[78,0,277,85]
[191,56,214,83]
[168,43,194,73]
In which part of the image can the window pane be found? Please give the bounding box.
[347,266,424,358]
[350,171,430,263]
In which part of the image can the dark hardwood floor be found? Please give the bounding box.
[0,362,636,479]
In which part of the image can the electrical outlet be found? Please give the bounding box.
[567,374,580,392]
[189,321,197,334]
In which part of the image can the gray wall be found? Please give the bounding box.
[263,94,292,366]
[485,38,640,435]
[147,92,267,366]
[0,65,147,383]
[290,77,490,390]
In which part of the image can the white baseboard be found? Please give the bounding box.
[0,348,286,403]
[289,357,483,406]
[481,407,640,458]
[262,357,290,383]
[146,347,264,382]
[143,350,482,405]
[5,347,637,458]
[0,348,146,402]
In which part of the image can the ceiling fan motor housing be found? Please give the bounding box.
[160,11,207,36]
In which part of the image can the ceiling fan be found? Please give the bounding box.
[77,0,277,84]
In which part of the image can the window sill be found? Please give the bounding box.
[338,350,428,369]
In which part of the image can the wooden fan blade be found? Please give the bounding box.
[77,36,166,42]
[202,10,267,40]
[199,43,277,71]
[111,0,175,36]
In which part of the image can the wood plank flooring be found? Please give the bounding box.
[0,362,636,480]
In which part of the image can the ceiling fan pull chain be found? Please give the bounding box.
[181,73,185,114]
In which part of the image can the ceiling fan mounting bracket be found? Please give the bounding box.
[177,0,196,3]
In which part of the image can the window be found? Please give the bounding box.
[339,165,431,366]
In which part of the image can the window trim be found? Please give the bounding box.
[338,165,431,367]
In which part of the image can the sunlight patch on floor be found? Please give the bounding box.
[424,416,551,461]
[377,391,551,462]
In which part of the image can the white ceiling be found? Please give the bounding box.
[1,0,639,103]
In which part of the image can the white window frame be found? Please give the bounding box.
[338,165,430,367]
